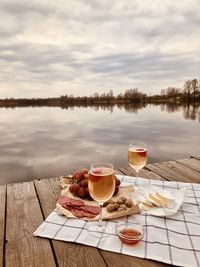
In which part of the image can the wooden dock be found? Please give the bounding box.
[0,155,200,267]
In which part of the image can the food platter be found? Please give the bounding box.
[57,170,186,219]
[56,185,140,221]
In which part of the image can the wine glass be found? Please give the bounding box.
[87,163,115,237]
[128,143,147,186]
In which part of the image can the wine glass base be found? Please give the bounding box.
[86,221,109,238]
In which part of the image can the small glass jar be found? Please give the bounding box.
[116,221,144,245]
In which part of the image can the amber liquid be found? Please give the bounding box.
[128,148,147,171]
[88,167,115,203]
[119,228,142,245]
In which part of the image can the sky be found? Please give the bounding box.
[0,0,200,98]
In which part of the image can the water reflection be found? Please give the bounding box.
[159,102,200,122]
[3,101,200,121]
[0,103,200,184]
[59,102,148,114]
[3,101,148,114]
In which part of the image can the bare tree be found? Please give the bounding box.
[160,89,166,96]
[191,79,198,99]
[183,80,192,99]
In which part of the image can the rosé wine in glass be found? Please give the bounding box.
[88,167,115,203]
[128,143,147,184]
[87,163,115,237]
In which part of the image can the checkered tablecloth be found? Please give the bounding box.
[33,176,200,267]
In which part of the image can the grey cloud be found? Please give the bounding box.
[87,50,200,80]
[0,0,199,97]
[1,0,53,16]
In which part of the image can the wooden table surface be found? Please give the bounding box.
[0,155,200,267]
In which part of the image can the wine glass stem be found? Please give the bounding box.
[98,204,103,227]
[136,170,139,185]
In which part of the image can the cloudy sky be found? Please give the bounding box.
[0,0,200,98]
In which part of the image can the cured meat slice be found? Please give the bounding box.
[58,196,72,206]
[58,195,99,218]
[81,205,100,215]
[58,196,85,207]
[64,205,75,211]
[69,198,85,207]
[71,209,97,218]
[71,209,84,218]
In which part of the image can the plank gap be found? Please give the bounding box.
[117,168,127,175]
[144,165,171,181]
[99,250,110,267]
[175,160,200,173]
[191,155,200,160]
[33,181,59,267]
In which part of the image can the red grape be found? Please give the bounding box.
[85,187,91,198]
[73,171,85,181]
[69,183,80,194]
[77,187,87,198]
[115,177,121,187]
[80,179,88,188]
[114,186,119,195]
[82,168,88,174]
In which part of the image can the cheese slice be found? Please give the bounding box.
[155,190,176,209]
[140,203,151,211]
[140,197,154,207]
[148,193,163,207]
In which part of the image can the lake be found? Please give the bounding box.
[0,103,200,184]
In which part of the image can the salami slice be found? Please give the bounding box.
[58,196,85,207]
[71,209,97,218]
[58,196,72,206]
[58,195,99,218]
[81,205,100,215]
[64,205,75,211]
[70,209,85,218]
[69,198,85,207]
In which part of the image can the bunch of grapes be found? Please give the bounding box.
[69,168,121,199]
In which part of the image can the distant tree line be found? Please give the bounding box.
[60,88,147,103]
[0,79,199,108]
[156,79,200,102]
[0,88,147,107]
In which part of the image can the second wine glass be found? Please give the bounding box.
[128,143,147,185]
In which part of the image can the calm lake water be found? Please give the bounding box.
[0,103,200,184]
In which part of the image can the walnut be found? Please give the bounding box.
[125,199,133,208]
[113,203,120,210]
[106,203,115,212]
[103,199,114,207]
[120,204,127,211]
[116,199,124,205]
[119,196,127,203]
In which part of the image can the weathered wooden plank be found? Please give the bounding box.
[176,158,200,173]
[119,166,164,180]
[0,185,6,267]
[34,178,106,267]
[100,251,171,267]
[6,182,55,267]
[146,161,200,183]
[160,160,200,183]
[114,168,124,175]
